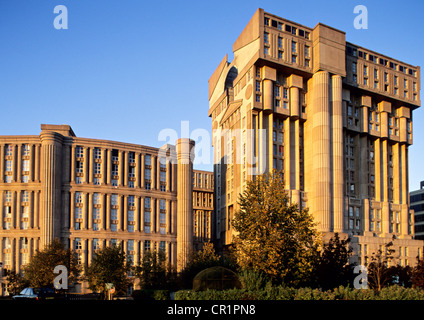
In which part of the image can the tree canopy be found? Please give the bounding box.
[231,171,321,286]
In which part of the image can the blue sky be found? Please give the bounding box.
[0,0,423,190]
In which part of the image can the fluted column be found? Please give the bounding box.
[40,131,63,248]
[332,74,344,233]
[311,71,331,233]
[176,138,195,271]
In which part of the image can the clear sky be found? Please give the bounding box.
[0,0,423,190]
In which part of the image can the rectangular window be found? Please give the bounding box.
[352,62,357,74]
[5,160,12,172]
[75,192,83,204]
[291,41,297,54]
[111,194,118,206]
[22,160,30,172]
[22,191,29,202]
[305,46,310,57]
[75,238,82,250]
[94,162,101,175]
[264,32,269,44]
[111,209,118,220]
[256,81,261,92]
[76,146,84,158]
[94,148,101,159]
[128,195,135,207]
[145,154,151,166]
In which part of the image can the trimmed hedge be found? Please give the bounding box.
[174,285,424,300]
[132,289,170,300]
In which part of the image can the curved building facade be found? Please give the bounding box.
[0,124,208,293]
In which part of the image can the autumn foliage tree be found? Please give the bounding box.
[22,239,80,289]
[231,171,320,286]
[84,244,133,296]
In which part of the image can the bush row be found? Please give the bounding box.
[174,285,424,300]
[132,289,170,300]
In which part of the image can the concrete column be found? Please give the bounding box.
[382,140,388,202]
[166,199,171,234]
[17,144,22,182]
[401,144,408,204]
[106,194,111,231]
[34,191,39,229]
[151,198,156,233]
[88,193,93,230]
[34,144,40,182]
[123,196,128,231]
[166,160,171,192]
[332,74,344,233]
[140,154,145,188]
[0,143,4,183]
[70,192,75,230]
[176,138,195,271]
[40,131,63,248]
[84,147,89,184]
[284,117,291,190]
[135,153,141,188]
[140,197,145,232]
[152,156,157,190]
[119,151,124,187]
[311,71,331,233]
[374,139,382,202]
[89,148,94,184]
[71,145,76,182]
[290,86,300,118]
[124,151,129,187]
[102,148,107,185]
[263,79,273,111]
[392,143,400,203]
[107,149,112,185]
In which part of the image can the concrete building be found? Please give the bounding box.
[209,8,423,265]
[0,124,212,294]
[411,181,424,241]
[193,170,214,250]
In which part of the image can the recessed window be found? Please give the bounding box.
[291,41,297,54]
[264,32,269,44]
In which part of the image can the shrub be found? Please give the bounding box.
[174,285,424,300]
[132,289,170,300]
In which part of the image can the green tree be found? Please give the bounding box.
[5,270,29,295]
[366,239,396,291]
[135,250,176,290]
[314,233,355,290]
[231,171,320,286]
[179,242,230,289]
[411,258,424,289]
[84,244,132,297]
[22,239,80,289]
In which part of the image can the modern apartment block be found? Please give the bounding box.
[411,181,424,241]
[208,8,423,265]
[0,124,212,294]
